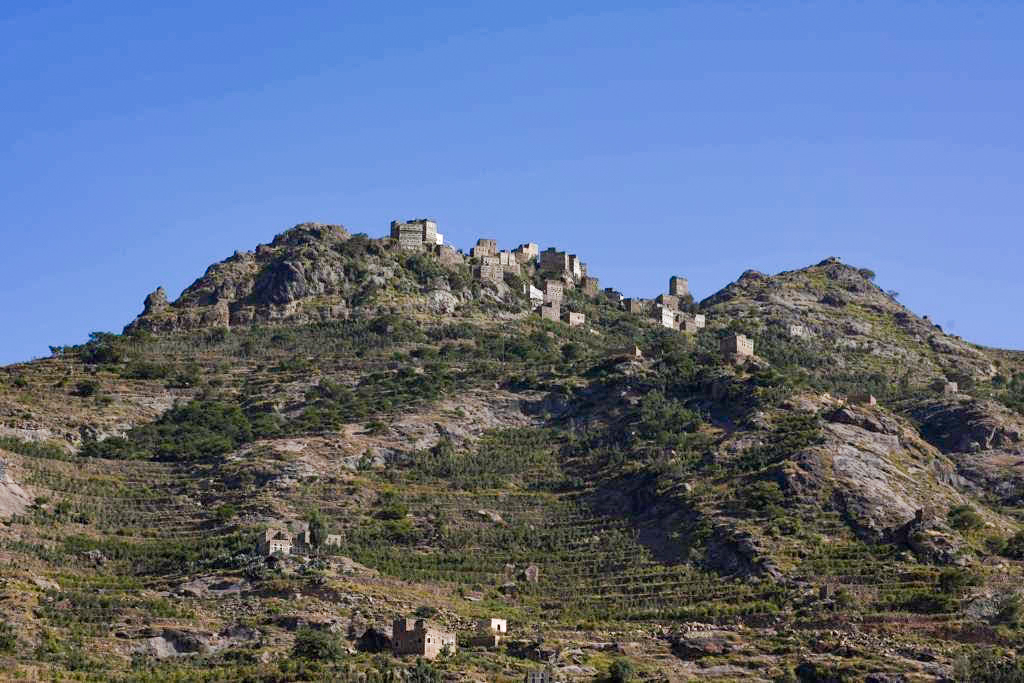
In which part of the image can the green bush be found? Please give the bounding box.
[122,361,171,380]
[213,504,238,523]
[953,647,1024,682]
[0,436,71,461]
[0,622,16,652]
[890,590,955,614]
[741,480,785,512]
[948,505,984,531]
[81,398,253,461]
[1002,532,1024,560]
[73,379,100,397]
[733,413,823,472]
[610,658,636,682]
[938,567,980,594]
[291,628,343,661]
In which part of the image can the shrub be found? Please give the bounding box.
[741,480,784,512]
[948,505,985,531]
[1004,531,1024,560]
[122,361,171,380]
[995,595,1022,626]
[610,658,636,682]
[80,398,254,461]
[953,647,1024,682]
[409,658,443,683]
[891,590,955,614]
[213,504,238,523]
[73,379,100,397]
[0,622,16,652]
[291,628,342,661]
[938,567,980,594]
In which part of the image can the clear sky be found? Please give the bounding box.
[1,1,1022,365]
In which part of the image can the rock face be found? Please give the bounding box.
[142,287,169,315]
[910,399,1023,454]
[123,223,493,334]
[0,459,30,519]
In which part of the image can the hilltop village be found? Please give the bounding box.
[389,218,754,362]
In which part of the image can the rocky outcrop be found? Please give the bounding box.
[141,287,169,315]
[910,399,1023,454]
[0,459,30,519]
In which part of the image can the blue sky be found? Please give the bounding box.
[1,1,1021,365]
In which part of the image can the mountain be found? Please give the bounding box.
[1,221,1023,681]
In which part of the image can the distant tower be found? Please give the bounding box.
[669,276,689,297]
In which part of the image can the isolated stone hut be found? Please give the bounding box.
[392,618,456,659]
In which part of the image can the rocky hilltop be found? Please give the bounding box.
[1,220,1023,681]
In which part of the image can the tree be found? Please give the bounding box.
[307,508,328,549]
[610,658,636,682]
[408,657,442,683]
[291,628,342,661]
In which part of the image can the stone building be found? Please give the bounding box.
[539,248,582,279]
[544,280,564,305]
[850,392,878,407]
[656,294,679,311]
[513,243,539,263]
[603,288,624,303]
[680,319,700,334]
[471,239,499,258]
[721,333,754,358]
[653,305,675,329]
[788,324,808,338]
[525,672,552,683]
[476,263,503,284]
[479,618,507,634]
[497,251,521,275]
[624,298,649,315]
[539,248,569,274]
[669,276,689,297]
[468,618,508,648]
[582,276,599,295]
[678,312,705,330]
[567,312,585,327]
[261,528,293,556]
[390,219,438,249]
[523,282,544,305]
[540,302,560,322]
[569,255,583,279]
[436,245,463,266]
[392,618,456,660]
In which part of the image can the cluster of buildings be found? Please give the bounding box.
[388,218,762,360]
[259,520,341,557]
[618,276,707,334]
[392,616,508,659]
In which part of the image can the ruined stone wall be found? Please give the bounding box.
[720,334,754,356]
[625,298,649,314]
[541,302,560,322]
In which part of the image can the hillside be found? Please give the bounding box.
[2,221,1024,681]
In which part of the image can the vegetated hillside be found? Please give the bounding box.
[1,223,1024,681]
